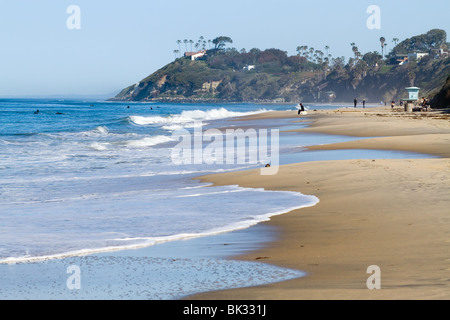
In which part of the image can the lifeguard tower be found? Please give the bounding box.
[402,87,420,112]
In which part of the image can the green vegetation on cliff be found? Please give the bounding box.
[112,30,450,106]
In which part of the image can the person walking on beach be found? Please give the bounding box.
[391,101,395,109]
[363,99,366,108]
[354,98,358,108]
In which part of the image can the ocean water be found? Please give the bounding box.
[0,99,325,264]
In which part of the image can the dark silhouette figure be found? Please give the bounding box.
[298,103,305,115]
[354,98,358,108]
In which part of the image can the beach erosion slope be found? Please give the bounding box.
[191,107,450,300]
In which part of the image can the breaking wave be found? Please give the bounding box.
[128,108,268,130]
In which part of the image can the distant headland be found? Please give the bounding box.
[111,30,450,108]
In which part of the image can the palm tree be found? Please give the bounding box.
[296,46,303,71]
[309,47,315,61]
[189,40,194,52]
[351,43,359,59]
[301,46,309,60]
[183,39,188,52]
[408,71,416,86]
[177,40,182,52]
[316,50,324,64]
[325,45,330,58]
[380,37,386,58]
[392,38,399,47]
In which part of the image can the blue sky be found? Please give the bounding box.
[0,0,449,97]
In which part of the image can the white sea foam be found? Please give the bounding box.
[0,101,304,267]
[174,188,246,198]
[129,108,268,130]
[0,189,318,265]
[91,126,109,135]
[161,122,207,131]
[0,139,13,145]
[125,136,173,148]
[89,142,109,151]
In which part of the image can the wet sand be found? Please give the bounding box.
[190,106,450,300]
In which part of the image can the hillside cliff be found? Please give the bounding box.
[111,30,450,106]
[430,75,450,108]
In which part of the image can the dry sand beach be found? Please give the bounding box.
[191,106,450,300]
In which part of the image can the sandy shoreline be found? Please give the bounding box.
[190,106,450,300]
